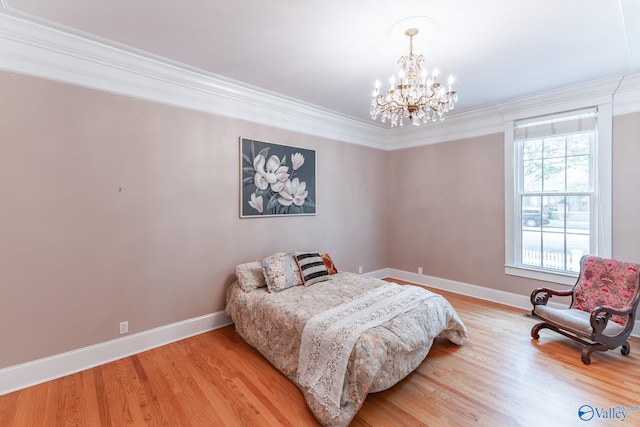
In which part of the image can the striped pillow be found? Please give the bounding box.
[295,251,330,286]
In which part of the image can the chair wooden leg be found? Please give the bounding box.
[531,320,628,364]
[581,343,610,365]
[531,322,549,340]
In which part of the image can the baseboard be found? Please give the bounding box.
[366,268,640,338]
[4,269,639,396]
[0,310,232,396]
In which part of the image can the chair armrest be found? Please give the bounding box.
[530,287,573,306]
[589,305,634,335]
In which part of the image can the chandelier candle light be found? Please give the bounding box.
[370,28,458,127]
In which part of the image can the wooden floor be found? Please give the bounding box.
[2,281,640,426]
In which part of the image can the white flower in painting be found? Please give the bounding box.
[248,193,263,213]
[253,154,289,192]
[291,152,305,170]
[278,178,308,207]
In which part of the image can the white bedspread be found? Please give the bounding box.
[297,283,432,418]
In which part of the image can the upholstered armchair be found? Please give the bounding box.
[530,255,640,365]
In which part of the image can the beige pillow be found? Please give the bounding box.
[236,261,266,292]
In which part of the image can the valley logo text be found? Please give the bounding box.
[578,404,640,422]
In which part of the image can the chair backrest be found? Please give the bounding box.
[572,256,640,326]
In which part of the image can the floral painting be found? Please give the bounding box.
[240,137,316,217]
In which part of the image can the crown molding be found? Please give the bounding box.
[495,73,640,122]
[0,10,639,152]
[386,74,640,150]
[497,76,622,122]
[382,105,505,149]
[0,11,389,149]
[613,73,640,116]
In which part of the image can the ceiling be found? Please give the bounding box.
[3,0,640,127]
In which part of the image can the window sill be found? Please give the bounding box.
[505,265,577,286]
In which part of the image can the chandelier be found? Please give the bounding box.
[370,28,458,127]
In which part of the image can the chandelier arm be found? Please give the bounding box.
[413,95,448,111]
[373,97,404,111]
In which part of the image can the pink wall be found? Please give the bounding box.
[386,112,640,296]
[0,71,388,368]
[612,112,640,261]
[385,134,512,291]
[2,68,639,370]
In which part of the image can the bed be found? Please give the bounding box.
[225,252,467,426]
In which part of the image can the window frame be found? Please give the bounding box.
[504,102,612,286]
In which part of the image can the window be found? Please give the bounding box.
[505,105,611,285]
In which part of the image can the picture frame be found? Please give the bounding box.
[240,137,316,217]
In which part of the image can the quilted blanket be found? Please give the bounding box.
[225,272,467,426]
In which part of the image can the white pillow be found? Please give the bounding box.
[235,261,267,292]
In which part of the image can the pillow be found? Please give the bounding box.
[295,251,330,286]
[321,252,339,275]
[260,253,303,293]
[236,261,267,292]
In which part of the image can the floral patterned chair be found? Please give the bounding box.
[530,255,640,364]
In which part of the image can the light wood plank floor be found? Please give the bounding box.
[2,281,640,426]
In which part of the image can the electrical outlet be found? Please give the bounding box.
[119,321,128,335]
[358,266,363,274]
[418,267,423,275]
